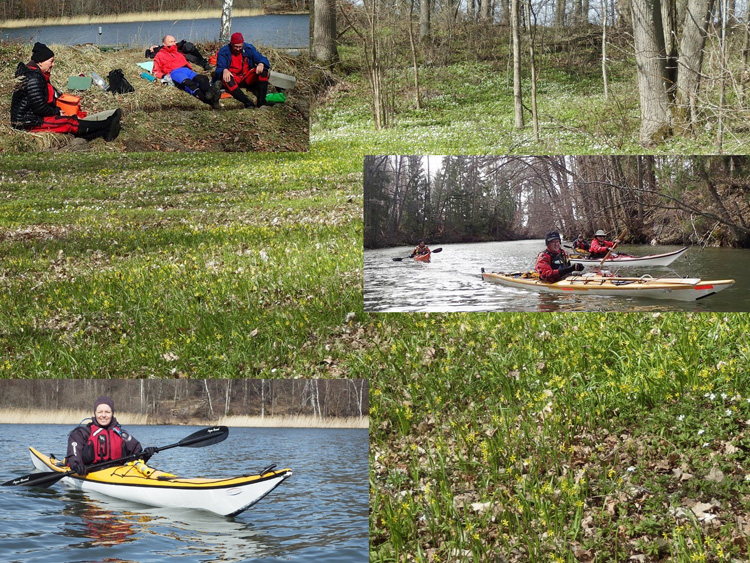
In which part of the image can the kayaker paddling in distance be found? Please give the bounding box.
[588,229,620,258]
[66,396,155,475]
[535,231,584,282]
[411,240,431,259]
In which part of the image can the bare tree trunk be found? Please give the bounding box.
[661,0,678,101]
[512,0,524,128]
[408,0,422,109]
[631,0,672,145]
[313,0,339,63]
[526,0,539,140]
[220,0,233,42]
[602,0,609,98]
[419,0,431,42]
[204,380,214,419]
[555,0,566,26]
[225,381,231,416]
[675,0,714,131]
[481,0,492,20]
[718,0,728,152]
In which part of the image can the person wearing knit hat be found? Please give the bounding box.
[10,42,122,141]
[65,395,155,475]
[214,30,271,108]
[535,230,584,283]
[153,35,221,109]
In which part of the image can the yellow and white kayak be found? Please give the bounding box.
[30,447,291,517]
[480,271,734,302]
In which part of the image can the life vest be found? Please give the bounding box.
[545,249,570,269]
[86,423,126,463]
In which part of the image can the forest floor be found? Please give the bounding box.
[0,42,310,153]
[312,28,750,154]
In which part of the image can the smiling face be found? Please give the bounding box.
[95,404,113,426]
[163,35,176,47]
[547,239,561,252]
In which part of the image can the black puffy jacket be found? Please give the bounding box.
[10,62,60,129]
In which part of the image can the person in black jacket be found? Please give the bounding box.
[66,395,155,475]
[10,42,121,142]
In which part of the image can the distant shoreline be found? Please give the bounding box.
[0,409,369,429]
[0,9,308,30]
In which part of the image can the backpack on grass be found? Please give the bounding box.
[108,69,134,94]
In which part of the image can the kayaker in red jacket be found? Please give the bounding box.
[535,231,583,282]
[153,35,220,109]
[411,241,430,258]
[66,396,154,475]
[588,229,618,258]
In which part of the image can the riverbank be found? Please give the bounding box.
[0,9,308,29]
[0,42,310,153]
[0,409,369,428]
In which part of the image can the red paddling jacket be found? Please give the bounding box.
[535,248,572,282]
[66,419,142,466]
[589,238,615,257]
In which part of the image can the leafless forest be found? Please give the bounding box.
[364,155,750,247]
[0,379,368,421]
[1,0,305,20]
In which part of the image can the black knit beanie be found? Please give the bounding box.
[31,42,54,63]
[94,395,115,414]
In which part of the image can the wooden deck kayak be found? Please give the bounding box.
[480,271,734,301]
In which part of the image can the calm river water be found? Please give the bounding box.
[0,424,367,563]
[1,14,309,49]
[364,240,750,312]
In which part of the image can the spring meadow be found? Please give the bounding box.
[5,0,750,561]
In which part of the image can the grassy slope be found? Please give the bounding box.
[0,151,361,377]
[0,42,310,152]
[313,30,750,154]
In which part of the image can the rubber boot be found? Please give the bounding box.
[229,86,255,109]
[77,109,122,142]
[254,79,269,107]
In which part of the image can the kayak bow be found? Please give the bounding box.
[569,246,688,267]
[29,447,291,517]
[480,271,734,302]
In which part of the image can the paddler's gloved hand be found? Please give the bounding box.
[69,460,87,475]
[141,447,157,462]
[559,265,575,276]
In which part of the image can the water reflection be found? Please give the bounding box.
[364,240,749,312]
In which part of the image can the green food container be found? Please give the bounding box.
[265,92,287,104]
[68,75,93,91]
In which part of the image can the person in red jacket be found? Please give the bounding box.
[588,229,619,258]
[10,42,121,141]
[66,396,155,475]
[153,35,221,109]
[411,240,430,258]
[535,231,583,282]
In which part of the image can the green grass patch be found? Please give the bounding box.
[364,312,750,561]
[0,150,361,377]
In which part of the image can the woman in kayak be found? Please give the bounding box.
[535,231,583,282]
[411,240,431,258]
[66,396,154,475]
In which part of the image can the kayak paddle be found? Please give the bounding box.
[392,247,442,261]
[2,425,229,489]
[600,228,627,266]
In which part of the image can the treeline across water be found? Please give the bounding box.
[364,155,750,248]
[1,0,306,22]
[0,380,368,422]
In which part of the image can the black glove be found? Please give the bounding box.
[141,447,157,462]
[559,265,574,276]
[573,262,584,272]
[69,460,87,475]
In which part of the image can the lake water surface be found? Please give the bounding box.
[1,14,309,49]
[0,424,367,563]
[364,240,750,312]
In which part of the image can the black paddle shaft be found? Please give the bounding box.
[2,426,229,488]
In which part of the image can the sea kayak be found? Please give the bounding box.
[29,447,291,517]
[569,246,688,267]
[413,253,431,262]
[480,271,734,301]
